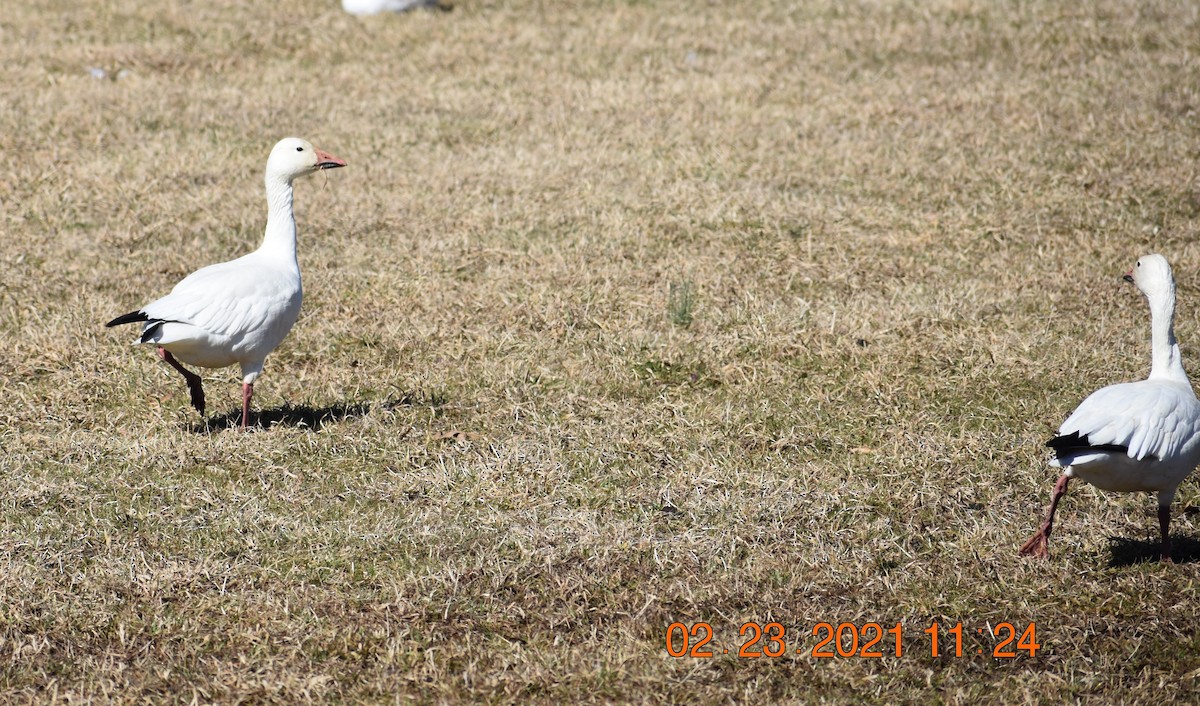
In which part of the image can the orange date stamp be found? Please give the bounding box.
[665,621,1040,659]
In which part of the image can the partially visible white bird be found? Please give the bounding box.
[1021,254,1200,562]
[342,0,447,16]
[107,137,346,428]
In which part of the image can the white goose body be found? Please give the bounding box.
[1022,254,1200,562]
[107,137,345,427]
[342,0,441,16]
[1052,379,1200,495]
[138,238,303,374]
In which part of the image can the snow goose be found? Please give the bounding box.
[342,0,446,16]
[1020,254,1200,562]
[106,137,346,428]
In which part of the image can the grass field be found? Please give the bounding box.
[3,0,1200,702]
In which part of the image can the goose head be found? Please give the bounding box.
[266,137,346,183]
[1125,254,1175,302]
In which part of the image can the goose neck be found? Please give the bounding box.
[260,175,297,262]
[1149,287,1188,383]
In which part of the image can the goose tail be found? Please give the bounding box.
[106,311,149,328]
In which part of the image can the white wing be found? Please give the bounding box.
[140,253,301,340]
[1059,380,1200,461]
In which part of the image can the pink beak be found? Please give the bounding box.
[1123,270,1134,283]
[314,148,347,170]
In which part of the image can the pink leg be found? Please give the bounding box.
[241,382,253,428]
[1019,474,1070,559]
[158,347,205,415]
[1159,504,1173,564]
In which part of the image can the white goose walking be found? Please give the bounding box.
[1021,254,1200,562]
[107,137,346,427]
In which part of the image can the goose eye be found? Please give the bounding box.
[296,147,304,152]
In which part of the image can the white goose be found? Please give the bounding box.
[107,137,346,428]
[342,0,444,16]
[1021,254,1200,562]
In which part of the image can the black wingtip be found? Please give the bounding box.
[138,320,166,344]
[106,311,149,328]
[1046,431,1129,455]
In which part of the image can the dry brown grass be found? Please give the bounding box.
[4,0,1200,702]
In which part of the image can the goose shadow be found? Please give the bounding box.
[1107,534,1200,567]
[191,389,450,433]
